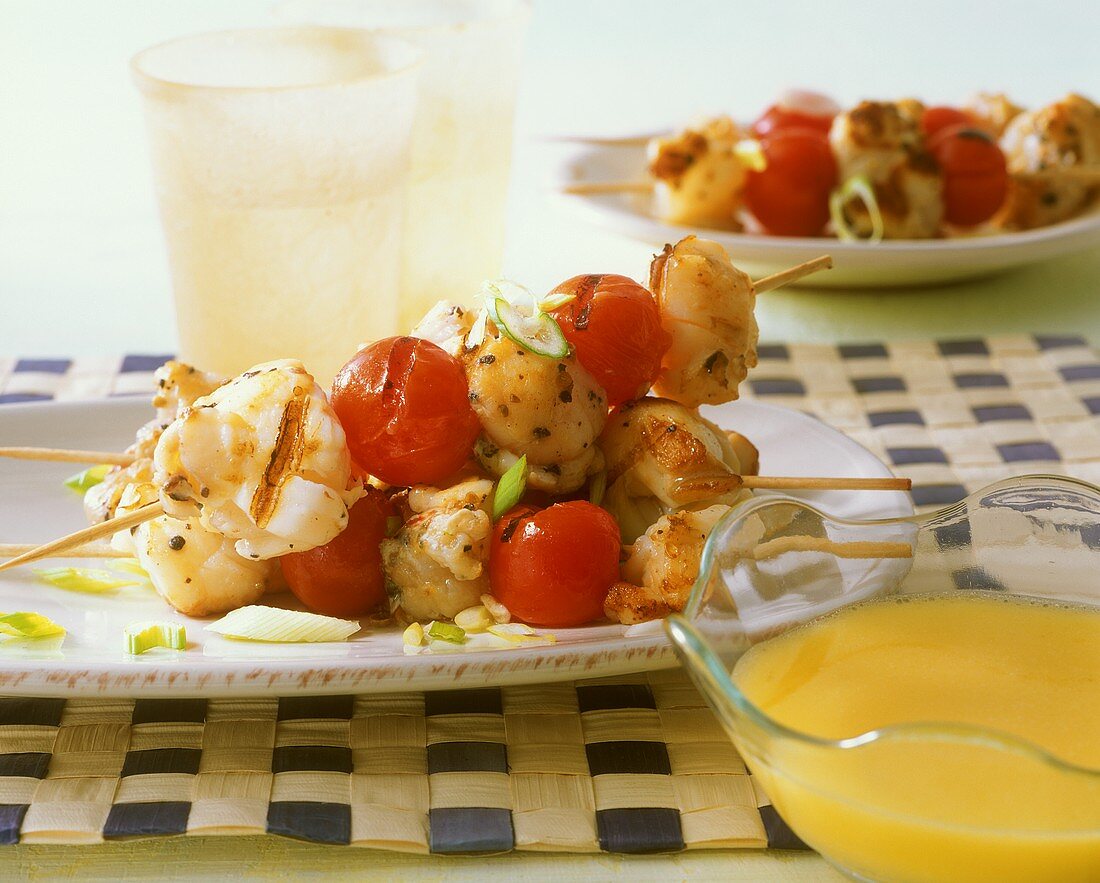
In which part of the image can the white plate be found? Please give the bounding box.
[0,397,911,697]
[552,144,1100,287]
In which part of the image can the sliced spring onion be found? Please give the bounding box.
[537,292,578,312]
[0,612,65,639]
[492,455,528,521]
[733,138,767,172]
[453,605,494,633]
[426,620,467,644]
[206,605,359,643]
[588,470,607,507]
[107,558,150,578]
[482,278,538,314]
[493,298,571,359]
[402,622,425,647]
[465,307,489,349]
[829,175,885,243]
[35,567,143,594]
[478,278,572,359]
[488,623,557,645]
[125,621,186,654]
[480,593,512,624]
[64,464,112,493]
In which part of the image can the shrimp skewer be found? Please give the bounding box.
[995,93,1100,231]
[153,359,361,560]
[647,116,755,230]
[650,235,759,408]
[0,360,358,617]
[828,99,943,240]
[598,397,753,544]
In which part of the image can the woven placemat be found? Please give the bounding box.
[0,672,792,852]
[0,334,1098,852]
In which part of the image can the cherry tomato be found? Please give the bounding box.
[744,128,838,236]
[751,90,838,138]
[921,106,976,139]
[752,106,833,139]
[280,488,393,618]
[928,125,1009,226]
[490,501,621,628]
[548,274,671,407]
[331,337,480,486]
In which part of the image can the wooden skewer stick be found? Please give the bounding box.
[753,255,834,293]
[560,179,654,196]
[541,134,658,147]
[1017,166,1100,184]
[751,537,913,561]
[0,447,134,467]
[0,542,122,560]
[742,475,911,492]
[0,502,163,574]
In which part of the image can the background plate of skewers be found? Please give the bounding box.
[0,238,912,697]
[553,91,1100,287]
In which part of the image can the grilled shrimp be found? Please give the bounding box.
[153,359,360,560]
[599,397,751,543]
[410,300,476,358]
[650,236,759,408]
[114,482,275,617]
[829,100,943,239]
[605,504,730,624]
[465,332,608,493]
[381,478,495,621]
[648,116,748,230]
[84,361,224,524]
[84,458,153,525]
[996,93,1100,230]
[965,92,1024,137]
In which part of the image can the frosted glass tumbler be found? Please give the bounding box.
[132,28,421,383]
[277,1,532,330]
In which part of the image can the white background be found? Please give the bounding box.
[2,0,1099,357]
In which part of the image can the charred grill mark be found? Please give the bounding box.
[649,243,672,296]
[250,389,310,529]
[672,473,744,501]
[500,514,525,543]
[643,415,711,471]
[570,275,602,330]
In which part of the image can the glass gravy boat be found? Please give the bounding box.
[665,475,1100,883]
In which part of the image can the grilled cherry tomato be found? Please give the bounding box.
[548,274,671,407]
[744,128,838,236]
[921,106,976,139]
[751,90,838,138]
[280,488,393,618]
[490,501,621,628]
[332,337,480,486]
[928,125,1009,226]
